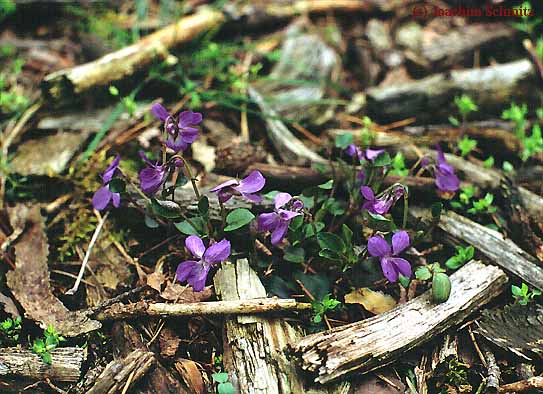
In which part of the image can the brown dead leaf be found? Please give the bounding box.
[160,281,212,303]
[147,271,167,292]
[0,292,19,318]
[159,327,181,358]
[345,288,397,315]
[175,359,205,394]
[6,205,100,336]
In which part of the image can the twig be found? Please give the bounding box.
[95,298,312,320]
[482,344,500,394]
[65,210,109,295]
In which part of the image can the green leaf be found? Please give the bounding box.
[372,152,391,167]
[144,215,159,228]
[108,178,125,193]
[448,116,460,126]
[445,256,463,270]
[415,266,432,281]
[108,85,119,96]
[335,133,353,149]
[218,382,235,394]
[263,190,280,200]
[398,274,410,288]
[284,246,305,263]
[502,161,514,172]
[212,372,229,384]
[304,222,324,237]
[483,156,495,168]
[341,224,353,246]
[289,215,304,231]
[198,196,209,215]
[318,180,333,190]
[511,285,522,297]
[224,208,255,232]
[41,351,52,365]
[458,136,477,157]
[318,249,341,260]
[317,232,346,253]
[174,217,206,236]
[151,199,181,219]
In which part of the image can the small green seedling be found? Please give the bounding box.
[445,246,475,270]
[457,136,477,157]
[415,263,451,303]
[32,324,65,364]
[449,94,478,126]
[467,193,496,215]
[212,372,235,394]
[511,283,541,305]
[0,317,22,346]
[311,294,341,324]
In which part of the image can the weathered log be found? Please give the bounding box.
[0,347,86,382]
[86,350,155,394]
[214,259,343,394]
[499,376,543,393]
[95,298,311,320]
[294,260,507,384]
[411,208,543,291]
[365,59,536,122]
[483,345,500,394]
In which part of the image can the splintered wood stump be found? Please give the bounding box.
[0,347,86,382]
[412,208,543,291]
[294,261,507,384]
[86,350,155,394]
[214,259,343,394]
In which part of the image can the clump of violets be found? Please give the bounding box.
[176,235,231,291]
[345,144,385,162]
[92,155,121,211]
[210,171,265,203]
[360,185,404,215]
[258,192,303,245]
[152,103,202,153]
[367,230,411,283]
[422,145,460,194]
[138,151,168,195]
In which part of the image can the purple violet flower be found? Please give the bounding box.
[345,144,385,162]
[176,235,231,291]
[138,151,167,195]
[367,231,412,283]
[151,103,202,153]
[210,171,265,203]
[435,145,460,192]
[360,185,403,215]
[92,155,121,211]
[258,193,303,245]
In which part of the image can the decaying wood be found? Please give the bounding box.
[95,298,311,320]
[431,334,458,371]
[86,350,155,394]
[294,261,507,384]
[366,59,536,121]
[214,259,342,394]
[0,347,86,382]
[499,376,543,393]
[411,208,543,291]
[112,322,190,394]
[6,205,101,337]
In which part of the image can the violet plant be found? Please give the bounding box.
[87,103,462,305]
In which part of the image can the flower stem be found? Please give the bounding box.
[402,191,409,229]
[181,157,201,200]
[219,200,227,232]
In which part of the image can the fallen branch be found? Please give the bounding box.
[0,347,86,382]
[294,260,507,384]
[86,350,155,394]
[94,298,311,320]
[411,207,543,291]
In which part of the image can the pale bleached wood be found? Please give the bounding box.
[214,259,344,394]
[412,207,543,291]
[294,261,507,384]
[0,347,86,382]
